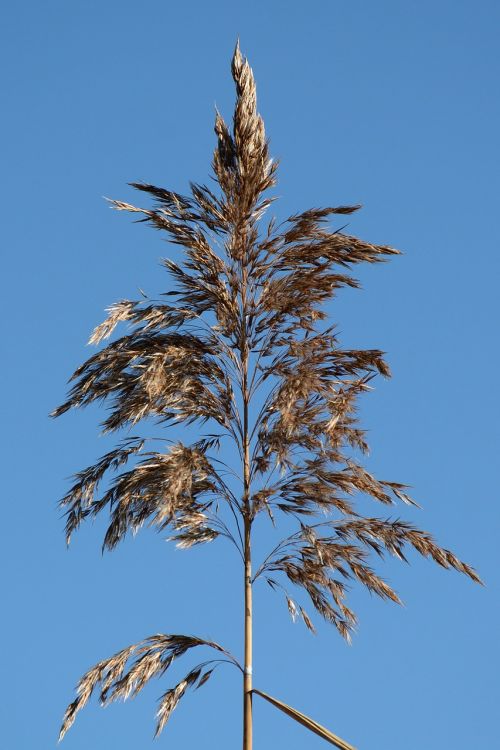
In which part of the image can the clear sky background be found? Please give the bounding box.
[2,1,499,748]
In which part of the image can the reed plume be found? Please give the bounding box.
[53,42,480,748]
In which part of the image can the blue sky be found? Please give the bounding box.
[2,1,499,748]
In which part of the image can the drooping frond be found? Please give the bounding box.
[256,518,481,640]
[52,330,234,433]
[59,634,241,741]
[60,439,235,550]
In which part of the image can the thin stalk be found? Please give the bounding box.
[243,517,253,750]
[240,225,253,750]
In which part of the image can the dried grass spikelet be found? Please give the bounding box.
[59,634,240,741]
[59,439,231,551]
[258,510,481,641]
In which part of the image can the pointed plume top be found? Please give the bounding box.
[231,39,244,85]
[231,39,258,134]
[230,41,270,187]
[213,42,276,212]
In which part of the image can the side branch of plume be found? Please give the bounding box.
[59,634,242,741]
